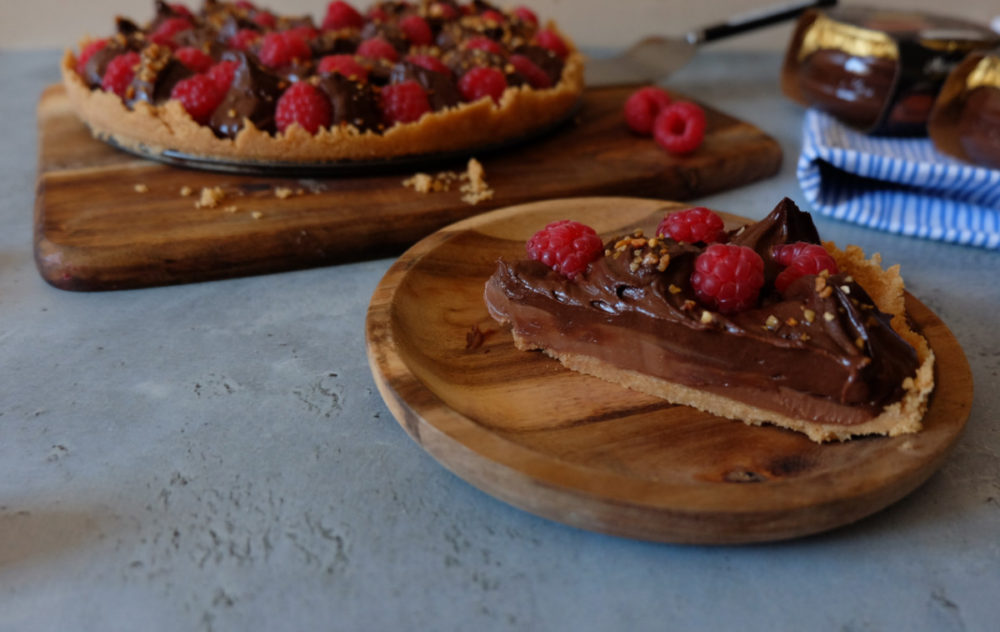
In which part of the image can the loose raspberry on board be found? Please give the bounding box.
[623,86,672,135]
[653,101,706,155]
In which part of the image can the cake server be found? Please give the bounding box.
[585,0,837,87]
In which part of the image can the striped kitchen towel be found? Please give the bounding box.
[797,109,1000,249]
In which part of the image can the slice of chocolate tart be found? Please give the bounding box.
[484,198,934,443]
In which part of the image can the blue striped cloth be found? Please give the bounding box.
[797,109,1000,249]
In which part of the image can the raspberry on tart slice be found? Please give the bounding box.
[656,206,725,244]
[513,6,539,26]
[207,60,239,92]
[691,244,765,314]
[464,37,505,56]
[773,242,840,293]
[526,220,604,279]
[150,17,194,48]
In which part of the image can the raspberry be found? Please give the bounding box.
[691,244,765,314]
[150,17,193,48]
[367,6,390,23]
[535,29,568,58]
[512,6,538,25]
[400,15,433,46]
[170,74,224,124]
[174,46,214,73]
[381,80,431,125]
[101,51,140,98]
[458,67,507,104]
[275,82,332,134]
[258,31,312,67]
[623,86,672,135]
[656,207,725,244]
[526,220,603,279]
[773,242,839,293]
[357,37,399,62]
[235,1,256,9]
[76,38,109,76]
[229,28,261,51]
[510,54,551,88]
[480,9,505,24]
[322,1,365,29]
[429,2,459,20]
[285,25,321,42]
[168,3,193,19]
[464,37,505,56]
[318,54,369,80]
[207,60,239,91]
[252,11,277,29]
[406,54,450,76]
[653,101,706,155]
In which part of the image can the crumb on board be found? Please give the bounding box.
[251,211,263,219]
[133,183,149,193]
[274,187,294,199]
[195,186,226,209]
[402,158,493,205]
[179,186,193,197]
[224,205,239,213]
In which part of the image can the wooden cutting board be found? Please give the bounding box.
[35,84,782,291]
[365,197,973,544]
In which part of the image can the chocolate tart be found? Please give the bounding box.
[61,1,584,165]
[782,6,999,135]
[484,199,934,443]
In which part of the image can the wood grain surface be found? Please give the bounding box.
[34,84,781,291]
[365,197,974,544]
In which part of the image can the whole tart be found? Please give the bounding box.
[484,199,935,443]
[62,0,584,164]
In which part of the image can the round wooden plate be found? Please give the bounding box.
[365,197,974,544]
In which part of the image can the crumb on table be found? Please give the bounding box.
[401,158,493,205]
[195,186,226,209]
[133,183,149,193]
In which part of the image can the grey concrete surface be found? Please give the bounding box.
[1,49,998,632]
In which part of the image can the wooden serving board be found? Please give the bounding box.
[35,84,781,291]
[365,197,973,544]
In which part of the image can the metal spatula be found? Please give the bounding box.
[585,0,837,87]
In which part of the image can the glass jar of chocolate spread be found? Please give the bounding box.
[929,48,1000,168]
[782,6,1000,135]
